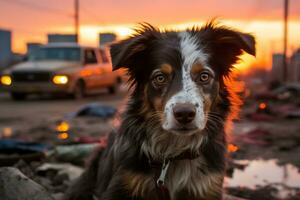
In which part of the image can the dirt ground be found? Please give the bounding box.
[0,91,127,144]
[0,90,300,200]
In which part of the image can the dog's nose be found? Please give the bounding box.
[173,104,196,125]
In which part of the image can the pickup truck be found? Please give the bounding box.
[0,43,124,100]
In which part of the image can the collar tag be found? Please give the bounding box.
[156,159,170,186]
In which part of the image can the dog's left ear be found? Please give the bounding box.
[202,23,256,74]
[213,29,256,57]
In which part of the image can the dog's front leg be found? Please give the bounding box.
[99,174,135,200]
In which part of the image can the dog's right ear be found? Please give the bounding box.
[110,36,145,71]
[110,24,159,71]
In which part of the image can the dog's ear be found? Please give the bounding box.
[201,22,256,75]
[212,29,256,57]
[110,24,159,71]
[110,36,146,71]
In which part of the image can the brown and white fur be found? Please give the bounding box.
[65,21,255,200]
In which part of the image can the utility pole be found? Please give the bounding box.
[74,0,79,43]
[283,0,289,82]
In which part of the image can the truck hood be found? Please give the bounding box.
[10,61,81,72]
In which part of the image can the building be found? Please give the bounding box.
[99,33,117,47]
[26,42,43,59]
[47,34,77,44]
[271,53,285,82]
[290,49,300,82]
[0,29,12,70]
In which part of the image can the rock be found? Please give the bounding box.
[37,163,84,181]
[0,167,54,200]
[224,194,247,200]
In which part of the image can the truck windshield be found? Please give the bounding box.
[30,47,81,62]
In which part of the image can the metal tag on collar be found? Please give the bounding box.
[156,159,170,186]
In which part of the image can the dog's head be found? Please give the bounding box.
[110,22,255,136]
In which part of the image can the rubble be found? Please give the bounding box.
[0,167,54,200]
[66,103,117,119]
[37,163,83,182]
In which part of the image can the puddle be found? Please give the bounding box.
[225,159,300,198]
[56,121,70,140]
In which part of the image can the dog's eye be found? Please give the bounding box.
[155,74,166,83]
[197,72,211,83]
[152,72,168,88]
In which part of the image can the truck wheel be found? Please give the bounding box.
[108,78,122,94]
[11,92,27,101]
[73,80,85,99]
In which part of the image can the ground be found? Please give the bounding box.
[0,90,299,200]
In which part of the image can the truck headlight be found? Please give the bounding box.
[53,75,68,85]
[1,75,12,86]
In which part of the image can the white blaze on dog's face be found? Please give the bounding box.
[162,32,213,133]
[110,23,255,136]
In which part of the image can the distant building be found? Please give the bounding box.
[26,42,43,59]
[0,29,12,70]
[47,34,77,44]
[99,33,117,47]
[271,53,285,82]
[290,49,300,82]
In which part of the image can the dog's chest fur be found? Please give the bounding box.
[125,157,223,200]
[167,159,222,199]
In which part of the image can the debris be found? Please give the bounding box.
[66,103,117,118]
[0,139,51,152]
[37,163,83,181]
[237,128,271,146]
[284,110,300,119]
[228,144,239,153]
[0,139,51,166]
[224,194,247,200]
[48,143,100,165]
[247,113,275,122]
[0,167,54,200]
[273,84,300,101]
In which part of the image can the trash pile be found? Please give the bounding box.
[1,88,300,200]
[0,103,116,199]
[224,83,300,200]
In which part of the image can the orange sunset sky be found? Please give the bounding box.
[1,0,300,72]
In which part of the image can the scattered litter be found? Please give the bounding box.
[273,84,300,101]
[74,135,107,145]
[247,113,275,122]
[238,129,271,146]
[0,139,51,166]
[48,143,100,165]
[228,144,239,153]
[66,103,117,119]
[0,167,54,200]
[0,139,51,153]
[37,163,83,181]
[284,110,300,119]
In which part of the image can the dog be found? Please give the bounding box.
[65,21,255,200]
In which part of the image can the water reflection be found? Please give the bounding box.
[225,159,300,198]
[56,121,70,140]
